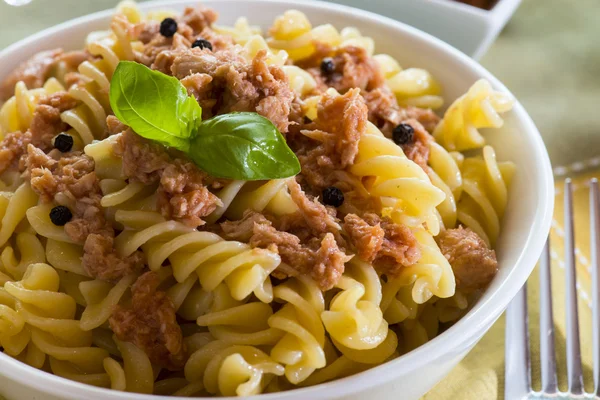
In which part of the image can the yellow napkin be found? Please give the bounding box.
[424,173,596,399]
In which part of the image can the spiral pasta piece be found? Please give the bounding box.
[427,141,464,229]
[222,178,298,221]
[114,210,281,303]
[0,78,65,137]
[62,15,138,146]
[268,276,326,383]
[0,263,108,374]
[266,10,346,61]
[374,54,443,109]
[389,228,456,304]
[321,259,388,351]
[349,122,445,234]
[196,284,283,346]
[185,339,284,396]
[0,183,38,248]
[214,17,262,45]
[0,232,46,282]
[457,145,515,247]
[433,79,514,151]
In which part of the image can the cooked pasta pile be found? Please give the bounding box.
[0,1,515,396]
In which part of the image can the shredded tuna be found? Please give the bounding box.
[344,213,419,275]
[286,178,342,238]
[28,92,79,151]
[109,271,186,370]
[220,210,269,242]
[195,27,235,52]
[161,47,294,132]
[181,73,217,111]
[250,218,350,290]
[312,233,351,290]
[57,50,91,72]
[26,145,95,202]
[296,88,368,191]
[114,129,170,184]
[343,213,384,262]
[400,119,433,170]
[24,144,113,245]
[63,201,113,244]
[0,49,63,101]
[362,86,441,135]
[220,210,350,290]
[115,130,223,226]
[436,226,498,292]
[82,234,144,282]
[135,6,225,67]
[106,115,127,135]
[180,5,218,33]
[0,130,32,174]
[305,46,384,94]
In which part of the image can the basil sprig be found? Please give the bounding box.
[110,61,200,152]
[190,112,300,180]
[109,61,300,180]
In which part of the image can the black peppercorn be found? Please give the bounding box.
[49,206,72,226]
[192,38,213,51]
[320,57,335,75]
[392,123,415,145]
[160,18,178,38]
[53,133,74,153]
[322,186,344,207]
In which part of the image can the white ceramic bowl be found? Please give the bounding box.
[0,1,553,399]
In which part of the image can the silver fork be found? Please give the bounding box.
[504,178,600,399]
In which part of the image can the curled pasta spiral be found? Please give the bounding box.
[0,263,108,373]
[214,17,262,45]
[0,232,46,283]
[373,54,443,109]
[243,34,288,66]
[321,259,388,351]
[386,228,456,305]
[196,283,283,346]
[427,141,464,229]
[457,145,515,247]
[84,134,124,180]
[268,276,326,384]
[114,210,281,303]
[220,178,298,221]
[185,340,284,396]
[349,122,445,233]
[0,78,65,137]
[266,10,352,61]
[0,183,38,248]
[115,0,177,24]
[433,79,514,151]
[62,15,138,147]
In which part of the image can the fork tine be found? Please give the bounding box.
[505,283,531,399]
[590,178,600,396]
[564,178,585,394]
[539,237,558,393]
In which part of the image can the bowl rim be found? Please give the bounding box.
[0,0,554,399]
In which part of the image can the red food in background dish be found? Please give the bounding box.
[452,0,498,10]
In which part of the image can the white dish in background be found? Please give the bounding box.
[323,0,522,59]
[0,0,550,399]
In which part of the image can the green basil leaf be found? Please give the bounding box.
[109,61,202,152]
[189,112,301,180]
